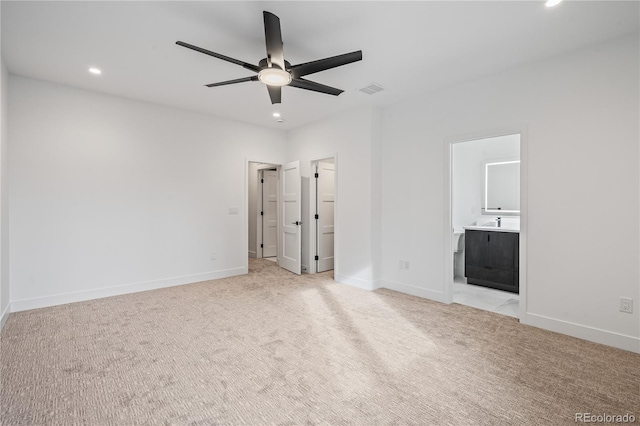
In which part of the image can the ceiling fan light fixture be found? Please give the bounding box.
[258,67,292,86]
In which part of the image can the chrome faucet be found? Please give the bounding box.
[495,217,501,227]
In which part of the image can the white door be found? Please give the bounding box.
[279,161,301,274]
[262,170,278,258]
[316,162,335,272]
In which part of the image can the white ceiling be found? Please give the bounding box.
[2,1,638,130]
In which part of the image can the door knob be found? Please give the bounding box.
[292,221,302,225]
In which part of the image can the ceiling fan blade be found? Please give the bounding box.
[263,11,286,70]
[289,78,343,96]
[290,51,362,78]
[266,85,282,104]
[205,76,259,87]
[176,41,259,73]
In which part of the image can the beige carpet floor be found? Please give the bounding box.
[1,259,638,425]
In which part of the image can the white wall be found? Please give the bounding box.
[452,134,520,229]
[8,76,287,311]
[287,107,380,288]
[381,35,640,352]
[0,55,9,328]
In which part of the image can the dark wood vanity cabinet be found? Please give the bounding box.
[464,230,519,293]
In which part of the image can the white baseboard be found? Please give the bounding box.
[10,267,247,313]
[335,275,445,302]
[379,279,448,304]
[0,303,10,331]
[334,273,378,291]
[248,251,257,259]
[525,313,640,354]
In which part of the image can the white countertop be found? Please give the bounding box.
[463,225,519,233]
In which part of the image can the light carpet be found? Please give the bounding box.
[1,259,638,425]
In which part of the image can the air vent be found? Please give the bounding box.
[359,82,385,95]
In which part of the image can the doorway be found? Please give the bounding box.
[259,168,278,259]
[309,157,336,274]
[445,130,527,321]
[247,158,335,277]
[248,162,280,260]
[247,160,303,276]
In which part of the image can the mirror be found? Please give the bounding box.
[483,160,520,214]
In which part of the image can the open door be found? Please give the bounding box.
[316,162,335,272]
[279,160,301,274]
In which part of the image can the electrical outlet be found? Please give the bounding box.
[211,252,217,261]
[398,260,410,270]
[620,297,633,313]
[228,207,240,215]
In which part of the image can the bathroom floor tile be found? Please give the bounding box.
[453,277,519,318]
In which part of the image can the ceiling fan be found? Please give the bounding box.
[176,11,363,104]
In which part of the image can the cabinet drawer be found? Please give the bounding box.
[465,265,515,286]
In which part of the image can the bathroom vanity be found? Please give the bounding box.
[464,227,519,293]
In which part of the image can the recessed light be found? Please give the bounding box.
[88,67,102,75]
[276,118,284,123]
[272,112,281,118]
[545,0,562,7]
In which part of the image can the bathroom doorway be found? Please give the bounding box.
[446,131,526,319]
